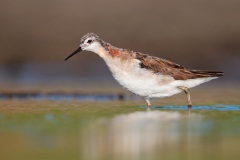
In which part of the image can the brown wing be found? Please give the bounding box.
[135,52,223,80]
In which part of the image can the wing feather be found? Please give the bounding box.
[135,52,222,80]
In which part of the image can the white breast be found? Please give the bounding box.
[103,57,174,97]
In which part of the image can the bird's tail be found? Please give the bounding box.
[190,70,223,77]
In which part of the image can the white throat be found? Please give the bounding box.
[84,42,108,59]
[85,42,102,54]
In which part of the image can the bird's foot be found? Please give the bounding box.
[188,104,192,115]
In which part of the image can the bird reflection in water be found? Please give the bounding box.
[80,111,204,160]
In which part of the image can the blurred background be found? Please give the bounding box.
[0,0,240,92]
[1,1,240,160]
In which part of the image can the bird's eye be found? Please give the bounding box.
[87,39,92,43]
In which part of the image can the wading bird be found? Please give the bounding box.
[65,33,222,111]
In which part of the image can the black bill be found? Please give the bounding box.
[64,47,82,61]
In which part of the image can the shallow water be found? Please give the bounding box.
[153,104,240,111]
[0,102,239,160]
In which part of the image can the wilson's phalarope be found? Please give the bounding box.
[65,33,223,111]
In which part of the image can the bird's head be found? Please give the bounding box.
[65,33,102,61]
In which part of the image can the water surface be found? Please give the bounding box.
[0,101,239,160]
[153,104,240,111]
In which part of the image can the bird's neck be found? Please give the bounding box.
[97,42,121,59]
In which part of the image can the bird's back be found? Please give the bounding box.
[134,52,223,80]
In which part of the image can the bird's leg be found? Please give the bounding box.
[178,86,192,112]
[145,97,151,111]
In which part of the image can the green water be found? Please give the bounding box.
[0,101,240,160]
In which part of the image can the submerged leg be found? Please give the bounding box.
[145,97,151,110]
[178,86,192,112]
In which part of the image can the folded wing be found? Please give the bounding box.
[135,52,223,80]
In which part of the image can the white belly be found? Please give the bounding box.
[104,58,216,98]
